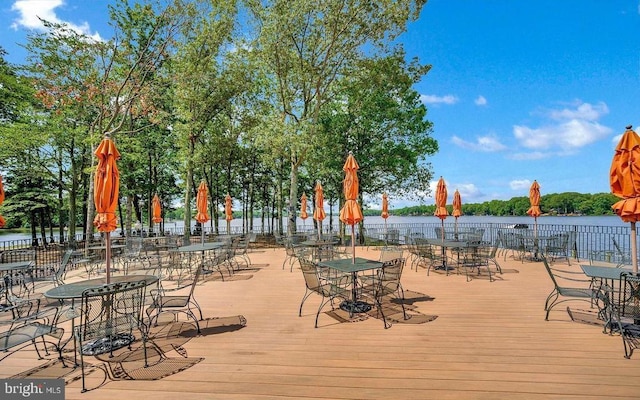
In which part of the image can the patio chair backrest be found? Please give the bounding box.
[75,279,148,392]
[612,237,631,267]
[612,272,640,358]
[379,246,404,263]
[379,257,405,292]
[76,280,147,344]
[299,258,322,294]
[53,249,75,286]
[616,272,640,319]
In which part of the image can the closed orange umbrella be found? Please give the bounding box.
[434,177,448,235]
[339,152,363,262]
[434,176,450,272]
[225,194,233,234]
[339,152,363,225]
[453,189,462,239]
[381,192,389,243]
[152,194,162,223]
[92,133,120,283]
[225,194,233,221]
[195,180,209,244]
[0,174,5,228]
[313,181,326,240]
[611,125,640,273]
[452,189,462,218]
[526,180,541,238]
[381,193,389,219]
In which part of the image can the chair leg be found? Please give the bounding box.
[299,290,312,316]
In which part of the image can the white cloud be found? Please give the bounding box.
[451,134,506,152]
[474,95,487,106]
[508,151,549,160]
[547,101,608,121]
[513,101,612,151]
[10,0,103,41]
[453,183,481,200]
[509,179,531,191]
[514,119,611,150]
[420,94,459,105]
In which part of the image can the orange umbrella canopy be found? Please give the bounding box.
[93,135,120,232]
[152,194,162,223]
[339,152,364,225]
[526,180,542,218]
[434,177,448,220]
[225,194,233,221]
[313,181,326,222]
[611,126,640,222]
[381,193,389,219]
[300,192,308,220]
[0,175,5,228]
[452,189,462,218]
[195,180,210,224]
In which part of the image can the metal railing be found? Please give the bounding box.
[1,222,637,269]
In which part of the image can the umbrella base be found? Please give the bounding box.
[340,300,371,314]
[81,333,135,356]
[434,265,455,271]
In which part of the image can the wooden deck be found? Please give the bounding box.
[2,246,640,399]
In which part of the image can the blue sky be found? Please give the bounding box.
[2,0,640,209]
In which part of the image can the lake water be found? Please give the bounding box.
[0,214,627,242]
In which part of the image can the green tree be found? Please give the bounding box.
[23,0,184,243]
[249,0,427,235]
[171,0,253,241]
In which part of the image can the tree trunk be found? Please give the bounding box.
[39,210,48,247]
[85,142,97,248]
[126,195,133,239]
[287,162,299,236]
[183,136,195,245]
[30,212,38,247]
[57,152,65,242]
[69,142,78,245]
[46,208,54,245]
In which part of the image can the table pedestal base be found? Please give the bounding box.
[81,333,134,356]
[340,300,371,314]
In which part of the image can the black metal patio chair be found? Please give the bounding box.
[74,279,149,392]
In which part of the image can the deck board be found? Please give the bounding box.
[2,245,639,399]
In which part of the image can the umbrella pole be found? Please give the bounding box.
[201,224,204,245]
[454,217,458,240]
[351,224,356,264]
[384,219,388,245]
[534,216,539,260]
[318,221,322,241]
[440,219,447,274]
[105,232,111,284]
[632,222,638,274]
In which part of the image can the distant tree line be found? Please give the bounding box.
[367,192,619,217]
